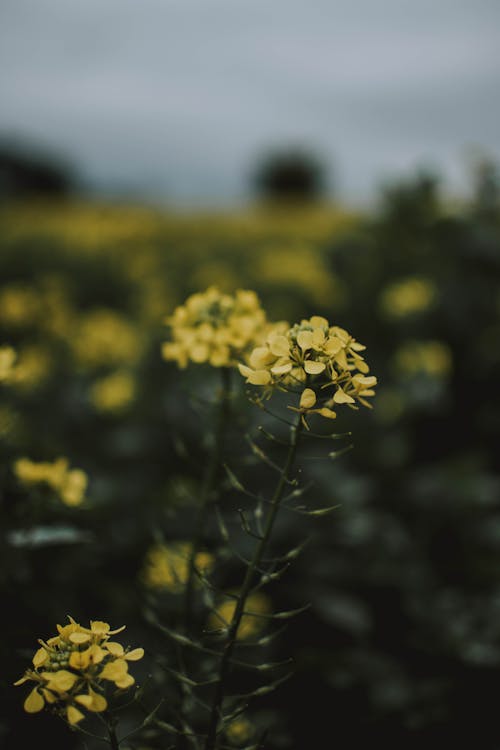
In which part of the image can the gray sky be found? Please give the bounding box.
[1,0,499,206]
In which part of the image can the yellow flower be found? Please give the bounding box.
[15,616,143,724]
[90,370,136,413]
[239,316,376,425]
[380,277,436,318]
[225,717,254,745]
[0,346,17,383]
[72,309,142,369]
[393,340,452,378]
[142,542,214,593]
[13,457,88,507]
[162,287,269,369]
[209,592,270,640]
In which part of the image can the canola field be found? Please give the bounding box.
[1,184,500,749]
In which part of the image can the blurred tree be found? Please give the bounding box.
[252,147,327,202]
[471,158,500,222]
[0,141,74,199]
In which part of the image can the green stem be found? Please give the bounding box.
[203,416,303,750]
[106,716,120,750]
[183,367,231,633]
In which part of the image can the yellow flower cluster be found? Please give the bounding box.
[393,340,452,378]
[72,309,142,369]
[14,617,144,725]
[209,592,270,640]
[238,316,376,423]
[142,542,214,593]
[14,457,88,507]
[90,370,136,414]
[162,287,268,369]
[379,277,436,318]
[0,346,17,383]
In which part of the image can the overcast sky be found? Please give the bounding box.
[1,0,499,206]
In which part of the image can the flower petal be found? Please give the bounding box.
[270,362,293,375]
[125,648,144,661]
[299,388,317,409]
[333,388,355,404]
[317,407,337,419]
[304,360,326,375]
[268,335,290,357]
[297,331,314,351]
[104,641,124,657]
[67,705,85,725]
[24,688,44,713]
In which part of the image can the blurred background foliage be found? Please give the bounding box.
[1,159,500,749]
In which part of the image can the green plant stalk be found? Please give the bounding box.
[203,415,303,750]
[105,714,120,750]
[183,367,231,633]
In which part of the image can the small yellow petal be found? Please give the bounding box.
[299,388,317,409]
[32,647,49,668]
[268,335,290,357]
[100,659,128,681]
[303,360,326,375]
[333,388,356,404]
[115,673,135,689]
[249,347,274,369]
[24,688,44,713]
[270,362,293,375]
[297,331,314,351]
[310,316,329,328]
[104,641,124,657]
[317,407,337,419]
[69,649,91,670]
[69,631,91,645]
[246,369,271,386]
[42,669,78,692]
[67,705,85,725]
[125,648,144,661]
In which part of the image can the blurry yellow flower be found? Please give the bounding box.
[14,616,143,725]
[380,277,436,318]
[142,542,214,593]
[162,287,268,369]
[0,346,17,383]
[256,245,342,308]
[0,285,40,327]
[239,316,376,425]
[393,340,452,378]
[209,592,270,640]
[72,309,142,369]
[90,370,136,414]
[225,717,254,745]
[9,345,51,391]
[14,457,88,507]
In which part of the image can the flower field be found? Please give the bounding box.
[1,176,500,749]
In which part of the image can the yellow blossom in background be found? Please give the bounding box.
[225,717,254,746]
[209,592,271,640]
[239,315,376,425]
[162,287,269,369]
[256,245,343,308]
[142,542,214,593]
[393,340,452,378]
[0,346,17,383]
[14,616,143,725]
[10,345,52,392]
[379,277,436,318]
[72,309,142,369]
[14,457,88,507]
[90,370,136,414]
[0,285,40,328]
